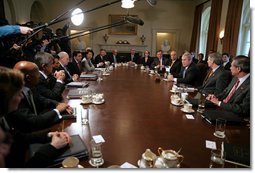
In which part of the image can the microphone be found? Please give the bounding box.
[146,0,157,6]
[125,16,144,26]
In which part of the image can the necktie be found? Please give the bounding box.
[77,63,81,71]
[170,60,175,67]
[131,55,134,62]
[63,66,72,79]
[183,68,187,78]
[223,80,240,103]
[27,89,38,115]
[203,70,214,85]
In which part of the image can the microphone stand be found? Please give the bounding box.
[56,20,126,41]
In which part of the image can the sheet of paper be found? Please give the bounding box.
[205,140,217,150]
[186,114,194,119]
[92,135,105,144]
[120,162,137,168]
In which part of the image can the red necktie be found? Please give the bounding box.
[223,80,240,103]
[77,63,81,71]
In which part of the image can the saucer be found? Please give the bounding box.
[181,108,195,113]
[103,73,110,76]
[89,159,104,167]
[213,132,226,138]
[108,165,120,168]
[80,100,92,105]
[92,99,105,105]
[60,164,84,168]
[163,78,169,82]
[169,89,180,93]
[171,100,184,106]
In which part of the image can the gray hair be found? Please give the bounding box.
[182,52,192,61]
[34,52,53,70]
[58,51,68,59]
[208,52,222,65]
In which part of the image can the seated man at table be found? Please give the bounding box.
[34,52,65,102]
[125,48,140,65]
[57,51,79,84]
[94,49,108,68]
[206,55,250,117]
[198,52,231,96]
[7,61,72,132]
[168,52,200,87]
[150,50,169,73]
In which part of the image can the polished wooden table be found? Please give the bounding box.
[57,66,250,168]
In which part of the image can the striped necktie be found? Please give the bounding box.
[223,80,240,103]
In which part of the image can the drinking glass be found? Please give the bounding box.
[89,139,104,168]
[197,95,206,113]
[209,149,225,168]
[214,118,226,138]
[81,108,89,125]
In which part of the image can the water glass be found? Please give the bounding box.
[197,95,206,113]
[209,149,225,168]
[214,119,226,138]
[81,108,89,125]
[89,139,104,167]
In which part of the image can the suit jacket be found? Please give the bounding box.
[140,56,154,67]
[216,76,250,117]
[93,55,107,67]
[169,59,182,76]
[67,60,82,75]
[37,73,65,102]
[174,62,200,87]
[58,64,73,84]
[150,57,169,70]
[223,62,231,71]
[6,87,60,132]
[199,66,231,95]
[108,54,122,64]
[125,54,140,64]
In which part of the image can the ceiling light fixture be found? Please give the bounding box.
[71,8,84,26]
[121,0,136,9]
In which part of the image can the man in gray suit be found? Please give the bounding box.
[207,55,250,117]
[199,52,231,95]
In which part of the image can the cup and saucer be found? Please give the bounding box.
[92,93,105,104]
[171,98,184,106]
[81,95,92,105]
[181,103,195,113]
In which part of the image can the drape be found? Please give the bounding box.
[222,0,243,57]
[206,0,223,55]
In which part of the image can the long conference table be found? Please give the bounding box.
[53,65,250,168]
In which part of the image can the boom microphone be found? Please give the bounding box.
[146,0,157,6]
[125,16,144,26]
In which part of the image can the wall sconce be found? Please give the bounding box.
[140,34,146,45]
[103,34,109,43]
[219,30,224,44]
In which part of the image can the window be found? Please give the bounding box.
[237,0,250,56]
[199,7,211,56]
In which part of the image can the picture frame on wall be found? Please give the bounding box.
[109,14,138,35]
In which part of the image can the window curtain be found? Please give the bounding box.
[222,0,243,57]
[205,0,223,55]
[190,4,204,52]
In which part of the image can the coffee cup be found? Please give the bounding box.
[141,66,145,70]
[183,103,192,111]
[62,156,79,168]
[150,70,155,74]
[82,95,92,103]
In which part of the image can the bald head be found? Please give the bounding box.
[13,61,40,87]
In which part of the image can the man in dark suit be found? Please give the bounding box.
[67,50,83,75]
[34,52,65,102]
[57,51,79,84]
[207,55,250,117]
[94,49,108,67]
[169,50,182,76]
[199,52,231,95]
[168,52,200,87]
[150,50,169,72]
[125,48,140,64]
[7,61,72,132]
[108,49,122,64]
[222,52,231,71]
